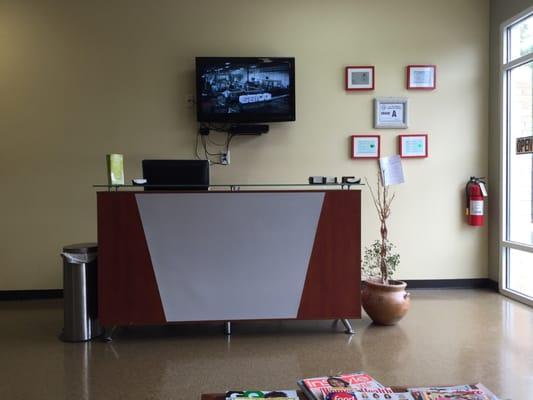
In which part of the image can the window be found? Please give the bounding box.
[501,7,533,306]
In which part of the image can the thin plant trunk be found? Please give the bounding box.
[367,172,395,284]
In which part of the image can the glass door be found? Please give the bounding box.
[501,8,533,305]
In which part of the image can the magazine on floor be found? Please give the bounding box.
[297,372,387,400]
[299,388,415,400]
[409,390,490,400]
[407,383,500,400]
[353,393,416,400]
[296,374,501,400]
[225,390,298,399]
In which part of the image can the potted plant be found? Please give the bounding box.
[361,172,410,325]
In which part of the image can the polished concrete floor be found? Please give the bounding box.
[0,289,531,400]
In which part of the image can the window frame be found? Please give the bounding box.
[499,6,533,307]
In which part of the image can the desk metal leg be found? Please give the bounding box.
[102,326,117,342]
[341,319,354,334]
[224,321,231,336]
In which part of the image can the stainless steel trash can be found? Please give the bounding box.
[61,243,101,342]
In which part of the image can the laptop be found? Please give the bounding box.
[142,160,209,191]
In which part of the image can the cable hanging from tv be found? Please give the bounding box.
[195,124,236,165]
[195,123,269,166]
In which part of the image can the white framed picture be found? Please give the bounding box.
[374,97,408,129]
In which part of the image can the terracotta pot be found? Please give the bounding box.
[361,279,410,325]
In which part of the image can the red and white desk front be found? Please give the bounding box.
[97,190,361,333]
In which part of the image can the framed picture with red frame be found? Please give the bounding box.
[406,65,436,90]
[398,134,428,158]
[345,66,375,91]
[351,135,380,159]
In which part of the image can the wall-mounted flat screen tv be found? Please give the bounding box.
[196,57,295,123]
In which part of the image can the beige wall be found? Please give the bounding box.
[0,0,489,290]
[488,0,532,282]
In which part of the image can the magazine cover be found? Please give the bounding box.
[311,390,415,400]
[408,386,473,393]
[408,384,499,400]
[298,372,386,400]
[324,387,394,398]
[225,390,298,399]
[409,390,490,400]
[470,383,500,400]
[354,393,415,400]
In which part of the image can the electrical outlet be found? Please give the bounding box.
[220,151,230,165]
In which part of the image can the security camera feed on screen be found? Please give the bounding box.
[196,57,295,122]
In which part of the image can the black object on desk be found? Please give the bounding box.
[142,160,209,191]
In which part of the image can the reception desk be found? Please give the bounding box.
[97,189,361,330]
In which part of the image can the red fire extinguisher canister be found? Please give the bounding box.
[466,177,486,227]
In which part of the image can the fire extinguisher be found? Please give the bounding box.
[466,176,487,226]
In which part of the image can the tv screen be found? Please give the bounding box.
[196,57,295,123]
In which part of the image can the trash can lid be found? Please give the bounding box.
[62,242,98,254]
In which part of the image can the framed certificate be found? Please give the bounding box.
[407,65,436,90]
[345,66,375,90]
[374,97,408,129]
[398,134,428,158]
[351,135,380,159]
